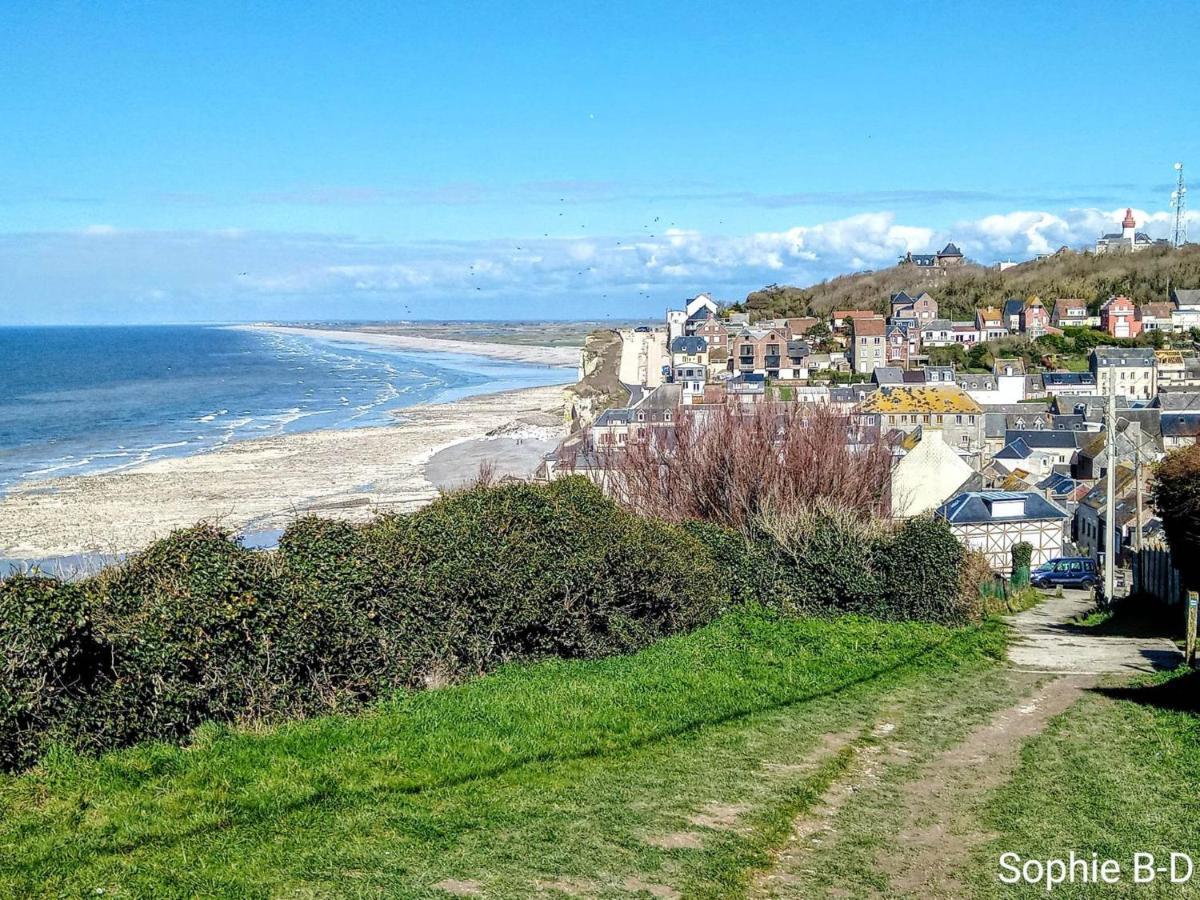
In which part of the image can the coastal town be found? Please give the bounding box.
[544,210,1200,584]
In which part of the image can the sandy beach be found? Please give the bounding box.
[240,324,583,368]
[0,383,568,562]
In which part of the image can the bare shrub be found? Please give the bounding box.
[603,402,893,533]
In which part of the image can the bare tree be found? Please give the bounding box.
[602,402,893,533]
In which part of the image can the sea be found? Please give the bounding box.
[0,325,572,495]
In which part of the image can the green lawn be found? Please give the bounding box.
[0,609,1006,899]
[972,669,1200,898]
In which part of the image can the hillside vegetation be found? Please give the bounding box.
[1,477,971,773]
[736,245,1200,322]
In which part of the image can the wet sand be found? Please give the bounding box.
[0,385,566,560]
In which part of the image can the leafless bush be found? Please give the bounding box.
[603,401,893,533]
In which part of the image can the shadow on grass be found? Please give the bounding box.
[1094,669,1200,715]
[1060,594,1184,640]
[16,629,989,872]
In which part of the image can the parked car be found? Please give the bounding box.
[1030,557,1097,589]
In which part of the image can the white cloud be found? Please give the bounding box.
[4,205,1200,324]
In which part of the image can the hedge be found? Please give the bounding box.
[0,477,971,771]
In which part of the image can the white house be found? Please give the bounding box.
[934,491,1069,571]
[890,430,974,518]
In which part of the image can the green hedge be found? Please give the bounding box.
[0,478,970,771]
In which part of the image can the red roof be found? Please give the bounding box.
[851,316,886,336]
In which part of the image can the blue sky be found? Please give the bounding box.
[2,0,1198,324]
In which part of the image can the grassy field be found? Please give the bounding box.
[0,608,1007,899]
[971,668,1200,898]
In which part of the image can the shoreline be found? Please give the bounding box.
[237,324,583,368]
[0,383,567,563]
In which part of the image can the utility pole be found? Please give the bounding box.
[1104,386,1117,604]
[1134,440,1144,554]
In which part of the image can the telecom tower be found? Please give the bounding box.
[1171,162,1187,248]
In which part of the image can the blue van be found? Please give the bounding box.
[1030,557,1097,589]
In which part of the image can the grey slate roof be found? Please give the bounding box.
[1036,471,1080,499]
[939,242,963,257]
[1171,288,1200,308]
[1157,392,1200,412]
[1002,298,1024,320]
[1004,429,1084,450]
[829,383,877,404]
[935,491,1068,524]
[958,373,997,390]
[872,367,904,385]
[669,335,708,354]
[593,408,633,427]
[994,438,1034,460]
[1093,346,1156,366]
[1163,415,1200,438]
[1043,372,1096,388]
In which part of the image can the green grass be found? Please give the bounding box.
[0,608,1007,898]
[972,668,1200,898]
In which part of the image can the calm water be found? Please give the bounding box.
[0,325,571,493]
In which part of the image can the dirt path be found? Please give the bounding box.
[877,674,1092,897]
[753,591,1184,898]
[1006,589,1182,674]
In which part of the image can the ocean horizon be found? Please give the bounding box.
[0,324,571,494]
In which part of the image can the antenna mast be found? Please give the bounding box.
[1171,162,1187,248]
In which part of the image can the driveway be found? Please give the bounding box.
[1007,589,1184,675]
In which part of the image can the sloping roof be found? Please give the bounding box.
[1043,371,1096,387]
[994,438,1034,460]
[977,307,1002,323]
[593,408,633,426]
[958,373,997,390]
[635,383,683,411]
[1093,346,1155,366]
[829,383,878,403]
[1171,288,1200,308]
[1157,392,1200,412]
[851,316,887,336]
[1037,470,1080,498]
[935,491,1068,524]
[901,370,926,384]
[1002,298,1025,319]
[938,242,963,257]
[1140,302,1174,319]
[1003,429,1084,450]
[920,318,954,332]
[1052,298,1089,319]
[1163,415,1200,437]
[858,386,983,415]
[669,335,707,354]
[872,366,904,385]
